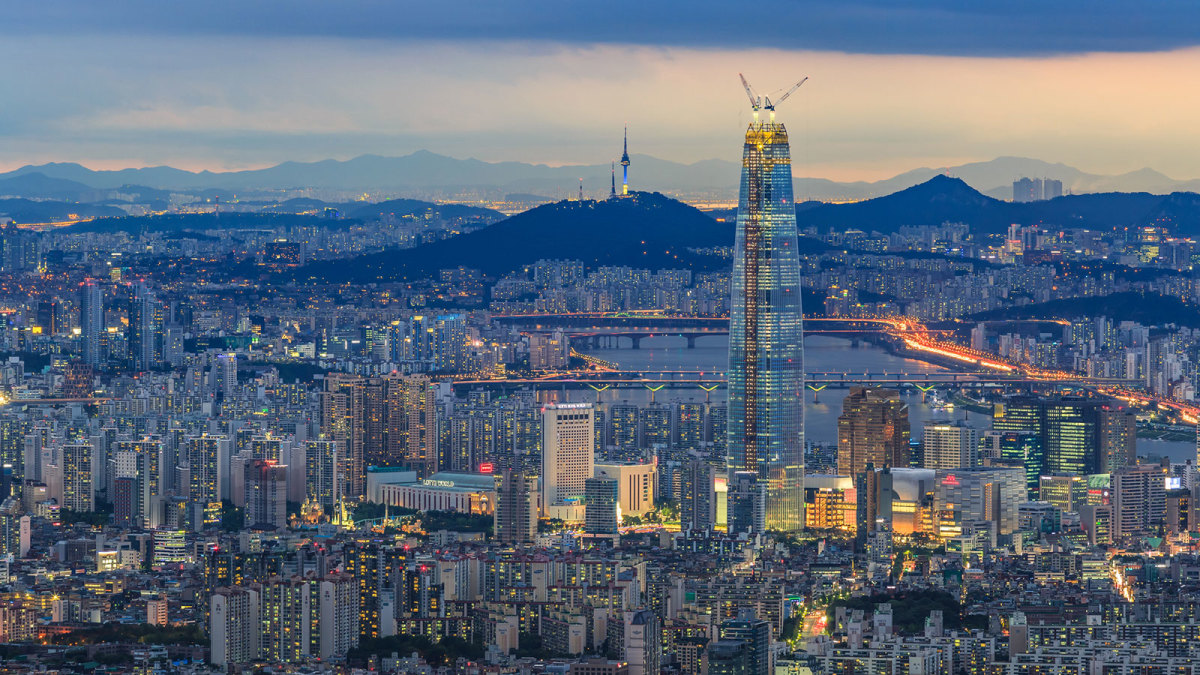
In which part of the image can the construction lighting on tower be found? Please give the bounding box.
[739,73,808,119]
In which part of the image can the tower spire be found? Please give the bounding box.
[610,162,616,199]
[620,124,631,196]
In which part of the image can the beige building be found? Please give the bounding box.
[543,403,594,521]
[595,461,657,516]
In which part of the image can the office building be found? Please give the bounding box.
[804,474,854,532]
[838,388,911,476]
[996,431,1043,498]
[1039,474,1089,513]
[994,396,1126,477]
[708,640,752,675]
[594,462,656,516]
[542,403,594,521]
[720,614,771,675]
[933,467,1026,538]
[147,597,168,626]
[921,420,978,470]
[727,104,806,531]
[60,361,93,398]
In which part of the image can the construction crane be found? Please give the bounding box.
[739,74,808,115]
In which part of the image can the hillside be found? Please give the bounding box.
[794,175,1199,235]
[970,292,1200,328]
[0,198,126,224]
[344,198,502,223]
[295,192,829,283]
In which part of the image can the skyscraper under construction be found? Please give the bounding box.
[726,76,807,532]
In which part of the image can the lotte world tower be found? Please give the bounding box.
[726,76,807,532]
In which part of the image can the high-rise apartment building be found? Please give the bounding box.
[838,388,911,476]
[187,434,228,504]
[494,470,538,544]
[322,373,436,496]
[211,587,260,667]
[542,403,594,521]
[304,439,340,511]
[127,282,164,370]
[61,442,94,512]
[244,460,287,530]
[1098,407,1137,474]
[680,452,717,533]
[79,279,104,367]
[727,108,806,532]
[322,373,364,497]
[1112,463,1167,539]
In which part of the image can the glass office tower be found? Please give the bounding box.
[727,118,805,532]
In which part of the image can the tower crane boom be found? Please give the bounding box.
[739,73,761,111]
[772,77,808,109]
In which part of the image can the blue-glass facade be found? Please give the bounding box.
[727,120,805,532]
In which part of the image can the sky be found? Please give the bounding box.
[5,1,1200,181]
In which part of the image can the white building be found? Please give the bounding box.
[211,587,260,667]
[542,403,594,521]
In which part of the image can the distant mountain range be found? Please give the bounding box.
[4,152,1200,202]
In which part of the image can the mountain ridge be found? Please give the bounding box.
[4,153,1200,201]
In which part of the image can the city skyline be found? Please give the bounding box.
[7,4,1200,673]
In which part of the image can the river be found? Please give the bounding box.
[570,334,1195,463]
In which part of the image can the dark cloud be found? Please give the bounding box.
[5,0,1200,56]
